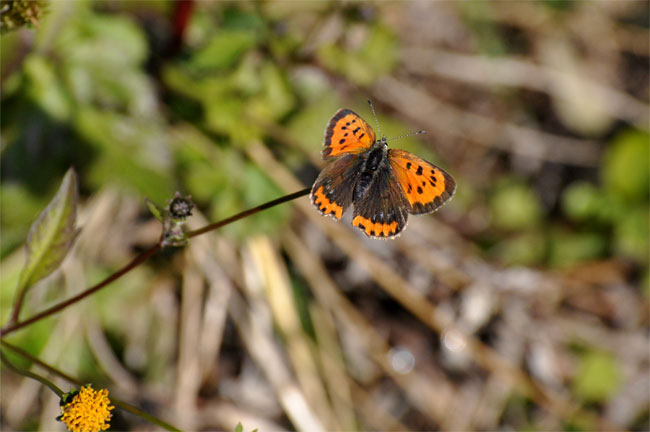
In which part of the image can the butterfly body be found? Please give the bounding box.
[353,139,388,201]
[311,108,456,239]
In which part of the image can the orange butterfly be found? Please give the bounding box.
[311,102,456,238]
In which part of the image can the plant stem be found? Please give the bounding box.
[1,340,181,432]
[1,339,80,384]
[0,244,161,337]
[0,188,311,337]
[0,349,64,397]
[187,187,310,238]
[7,280,28,327]
[112,400,182,432]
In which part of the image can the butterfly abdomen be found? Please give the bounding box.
[354,172,373,202]
[353,145,386,202]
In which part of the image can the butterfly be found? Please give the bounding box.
[310,102,456,239]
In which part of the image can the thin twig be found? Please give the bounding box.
[1,340,80,384]
[186,188,310,238]
[1,189,311,337]
[1,340,182,432]
[0,244,161,337]
[0,349,64,397]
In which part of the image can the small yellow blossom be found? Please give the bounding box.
[58,385,114,432]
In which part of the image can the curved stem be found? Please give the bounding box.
[1,340,80,384]
[1,340,181,432]
[111,400,182,432]
[1,188,311,337]
[8,281,28,327]
[187,188,310,238]
[0,349,64,397]
[0,244,161,337]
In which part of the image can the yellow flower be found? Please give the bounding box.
[58,385,114,432]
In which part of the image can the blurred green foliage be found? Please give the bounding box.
[491,128,649,270]
[2,1,646,273]
[572,349,621,403]
[566,129,649,264]
[602,130,649,204]
[1,2,402,250]
[491,179,544,231]
[317,23,397,85]
[0,2,647,431]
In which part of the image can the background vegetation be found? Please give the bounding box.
[1,1,648,430]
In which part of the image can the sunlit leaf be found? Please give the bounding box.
[573,350,620,402]
[603,129,650,204]
[562,181,601,222]
[548,229,607,268]
[317,24,397,86]
[23,56,71,121]
[492,232,546,266]
[145,199,163,222]
[490,179,543,231]
[17,168,79,291]
[614,205,649,263]
[190,30,256,71]
[75,109,174,203]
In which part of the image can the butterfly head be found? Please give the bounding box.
[368,100,426,148]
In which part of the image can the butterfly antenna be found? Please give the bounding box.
[367,99,382,137]
[387,130,426,142]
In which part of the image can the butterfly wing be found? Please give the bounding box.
[351,166,409,238]
[311,153,364,220]
[322,109,376,160]
[388,149,456,215]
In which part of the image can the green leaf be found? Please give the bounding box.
[548,229,606,268]
[490,179,543,231]
[23,55,71,121]
[249,63,296,121]
[234,422,243,432]
[602,129,650,204]
[572,350,620,403]
[492,232,546,266]
[614,205,649,263]
[317,24,398,86]
[145,199,163,222]
[561,181,601,222]
[57,11,148,68]
[75,109,174,203]
[190,30,257,71]
[17,168,79,292]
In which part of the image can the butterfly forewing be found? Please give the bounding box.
[388,149,456,214]
[322,109,376,159]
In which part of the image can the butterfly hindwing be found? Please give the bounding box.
[351,165,409,238]
[323,109,376,159]
[311,153,364,220]
[388,149,456,214]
